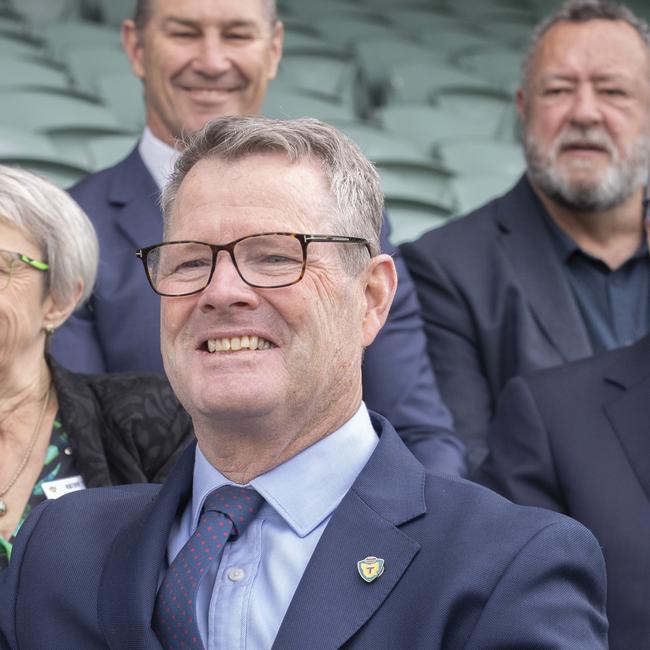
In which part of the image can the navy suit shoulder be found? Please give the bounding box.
[0,415,607,649]
[477,335,650,649]
[401,176,591,471]
[53,150,465,476]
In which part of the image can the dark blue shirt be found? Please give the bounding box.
[542,214,650,354]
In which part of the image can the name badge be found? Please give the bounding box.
[41,476,86,500]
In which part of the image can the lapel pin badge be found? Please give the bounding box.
[357,556,385,583]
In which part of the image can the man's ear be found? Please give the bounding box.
[267,20,284,81]
[515,86,527,122]
[360,254,398,348]
[43,281,84,333]
[122,18,146,81]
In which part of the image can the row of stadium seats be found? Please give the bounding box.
[5,0,645,241]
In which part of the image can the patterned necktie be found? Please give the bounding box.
[153,485,263,650]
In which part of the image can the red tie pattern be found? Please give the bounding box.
[153,485,263,649]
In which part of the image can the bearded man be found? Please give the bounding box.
[401,0,650,471]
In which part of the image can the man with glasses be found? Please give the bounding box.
[0,116,607,649]
[401,0,650,471]
[51,0,463,476]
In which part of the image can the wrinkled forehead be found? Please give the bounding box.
[143,0,277,30]
[531,19,650,82]
[169,154,336,239]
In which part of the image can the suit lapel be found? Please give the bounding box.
[603,336,650,502]
[109,148,164,249]
[496,176,592,362]
[98,442,196,650]
[273,417,425,649]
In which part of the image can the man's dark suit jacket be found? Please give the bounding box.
[476,334,650,650]
[52,147,464,475]
[0,414,607,649]
[401,175,593,470]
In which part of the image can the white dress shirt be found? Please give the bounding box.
[138,127,179,191]
[164,404,379,649]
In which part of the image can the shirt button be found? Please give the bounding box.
[227,567,245,582]
[63,447,73,456]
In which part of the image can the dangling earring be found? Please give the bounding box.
[44,325,55,336]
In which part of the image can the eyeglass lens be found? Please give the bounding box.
[148,234,305,295]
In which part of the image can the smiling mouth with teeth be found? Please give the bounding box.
[206,335,274,353]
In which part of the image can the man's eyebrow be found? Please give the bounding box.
[161,17,262,30]
[161,17,201,29]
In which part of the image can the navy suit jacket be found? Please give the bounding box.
[401,176,593,470]
[0,413,607,649]
[476,334,650,650]
[53,147,464,475]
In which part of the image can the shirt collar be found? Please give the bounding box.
[540,205,649,264]
[138,127,180,191]
[191,403,379,538]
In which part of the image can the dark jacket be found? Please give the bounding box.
[401,175,593,470]
[49,357,193,487]
[476,334,650,650]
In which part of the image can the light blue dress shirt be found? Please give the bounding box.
[164,404,379,650]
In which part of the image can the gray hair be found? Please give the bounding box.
[162,116,383,273]
[0,166,98,308]
[521,0,650,90]
[133,0,278,31]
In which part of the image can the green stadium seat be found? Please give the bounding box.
[282,31,349,57]
[413,27,495,54]
[277,52,364,115]
[96,72,145,133]
[384,8,464,33]
[312,17,399,49]
[432,90,516,141]
[36,21,120,62]
[382,198,452,245]
[64,45,132,95]
[435,137,525,177]
[0,33,46,59]
[262,87,359,122]
[94,0,133,27]
[0,125,89,186]
[354,36,447,105]
[0,58,70,92]
[376,103,500,156]
[386,60,497,104]
[15,0,83,24]
[0,89,130,164]
[451,172,519,215]
[84,133,139,171]
[454,47,524,91]
[332,121,434,165]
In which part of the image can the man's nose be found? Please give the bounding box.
[192,36,231,75]
[567,84,603,127]
[197,250,258,311]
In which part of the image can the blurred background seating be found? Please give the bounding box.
[2,0,646,243]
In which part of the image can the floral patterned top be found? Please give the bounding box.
[0,416,79,570]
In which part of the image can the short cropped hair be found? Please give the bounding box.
[133,0,278,31]
[162,116,384,273]
[521,0,650,90]
[0,165,98,308]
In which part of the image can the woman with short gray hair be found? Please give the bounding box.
[0,166,192,569]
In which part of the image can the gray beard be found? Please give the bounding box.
[523,131,650,212]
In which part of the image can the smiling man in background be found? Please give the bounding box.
[51,0,464,476]
[402,0,650,470]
